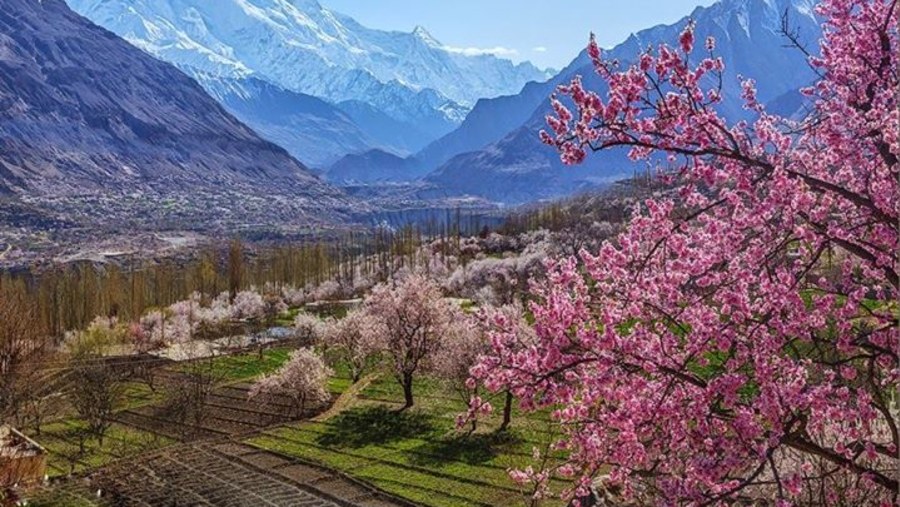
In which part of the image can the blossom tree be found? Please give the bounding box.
[473,0,898,504]
[470,303,538,433]
[445,241,548,306]
[193,296,232,338]
[311,280,343,302]
[229,290,267,321]
[281,286,309,307]
[263,292,288,327]
[324,309,376,383]
[431,313,486,430]
[249,348,333,416]
[293,311,327,345]
[365,274,458,410]
[139,310,192,347]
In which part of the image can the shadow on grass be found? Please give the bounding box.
[407,430,524,467]
[317,405,435,448]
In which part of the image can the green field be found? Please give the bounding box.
[177,346,293,382]
[36,420,173,477]
[248,372,566,507]
[21,343,567,507]
[27,486,101,507]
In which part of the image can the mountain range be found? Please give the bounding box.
[66,0,552,167]
[330,0,822,202]
[0,0,827,248]
[0,0,348,224]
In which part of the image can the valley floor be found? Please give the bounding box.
[23,342,560,507]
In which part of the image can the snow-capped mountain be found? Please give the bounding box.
[66,0,551,163]
[422,0,823,204]
[0,0,348,217]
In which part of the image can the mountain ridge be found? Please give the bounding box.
[66,0,552,164]
[422,0,822,204]
[0,0,350,221]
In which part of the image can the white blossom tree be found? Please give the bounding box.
[364,274,458,410]
[249,348,333,417]
[324,309,377,383]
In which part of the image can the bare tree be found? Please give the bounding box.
[0,283,50,433]
[57,423,93,476]
[161,356,221,440]
[228,239,244,303]
[67,321,126,447]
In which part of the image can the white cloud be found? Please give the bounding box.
[532,46,548,53]
[443,45,519,57]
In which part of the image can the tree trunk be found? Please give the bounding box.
[499,391,513,432]
[400,375,414,411]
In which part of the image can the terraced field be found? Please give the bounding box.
[90,442,412,507]
[112,381,303,441]
[24,345,561,507]
[25,347,417,507]
[35,420,173,478]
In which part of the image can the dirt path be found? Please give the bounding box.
[313,373,380,423]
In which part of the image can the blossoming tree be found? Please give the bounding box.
[324,309,376,383]
[470,303,538,433]
[431,313,486,430]
[365,274,458,410]
[293,311,328,345]
[249,348,333,416]
[229,290,267,321]
[473,0,898,504]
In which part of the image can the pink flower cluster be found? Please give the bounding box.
[484,0,898,504]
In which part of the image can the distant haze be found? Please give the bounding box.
[321,0,717,69]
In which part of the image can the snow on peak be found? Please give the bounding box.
[286,0,323,10]
[66,0,547,110]
[412,25,441,47]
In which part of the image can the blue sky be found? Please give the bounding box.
[321,0,717,69]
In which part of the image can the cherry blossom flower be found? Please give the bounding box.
[488,0,898,503]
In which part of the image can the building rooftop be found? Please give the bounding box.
[0,426,44,459]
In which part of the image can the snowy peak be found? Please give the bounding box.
[0,0,346,205]
[411,25,441,47]
[286,0,324,10]
[423,0,824,204]
[67,0,550,109]
[696,0,819,38]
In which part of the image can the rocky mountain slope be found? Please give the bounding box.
[414,71,570,175]
[423,0,822,204]
[0,0,349,220]
[327,149,421,184]
[194,74,380,167]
